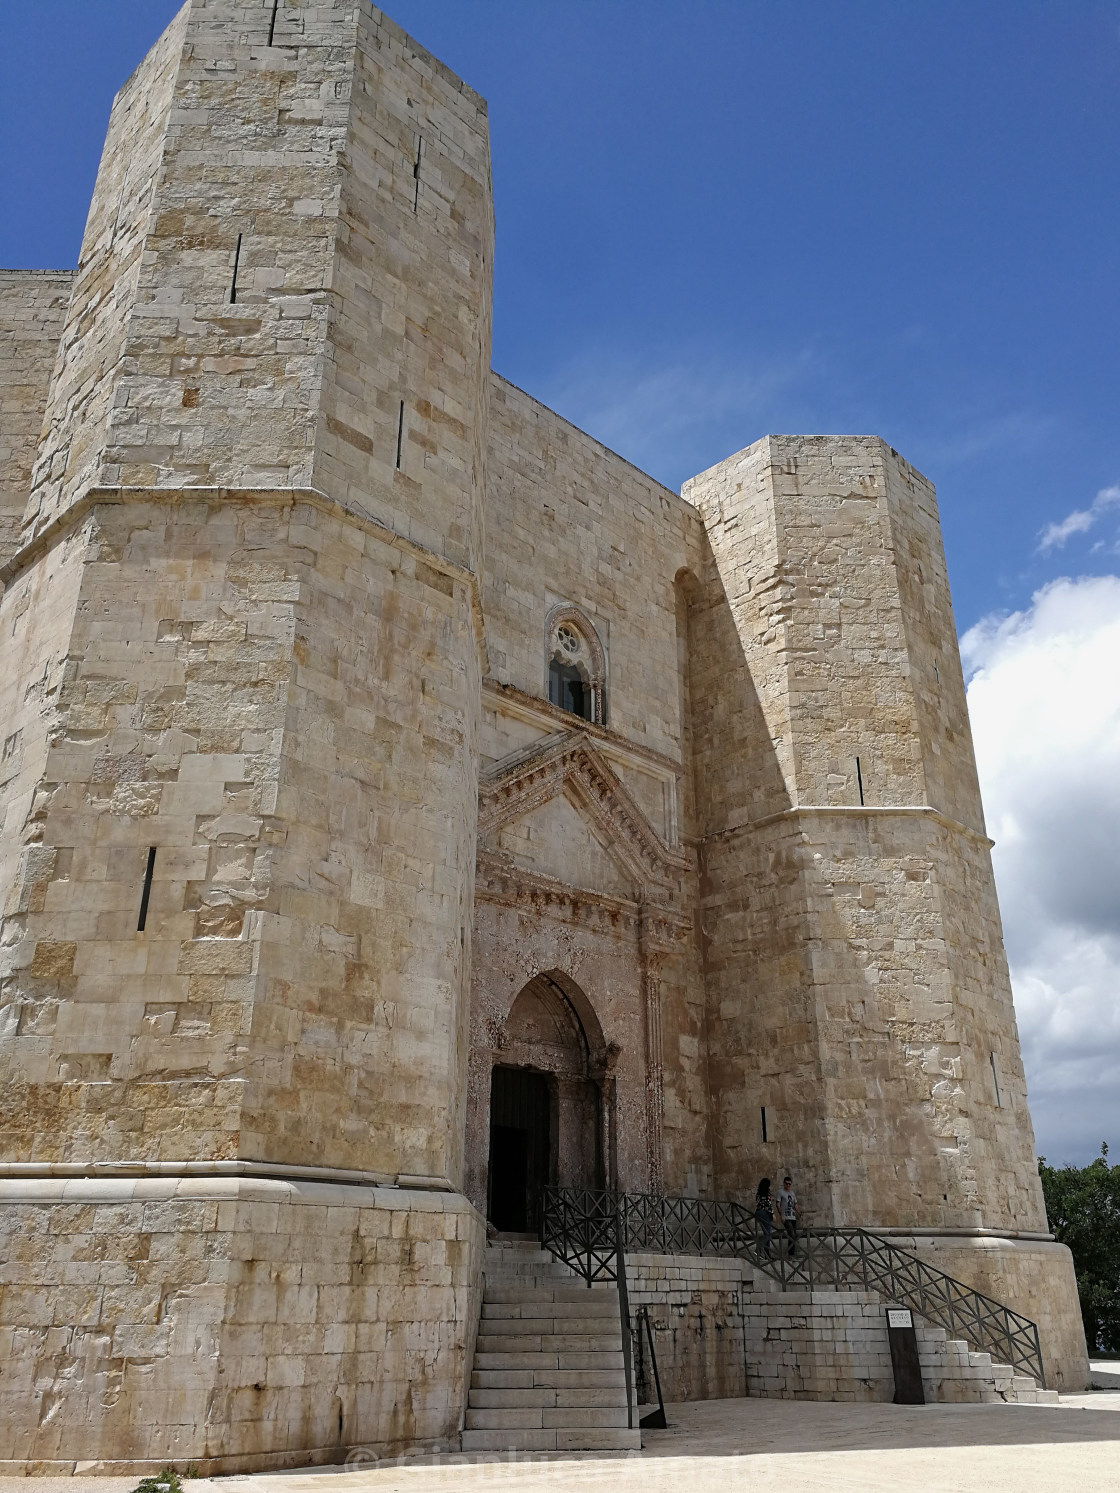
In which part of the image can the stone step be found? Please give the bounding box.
[474,1352,559,1372]
[476,1334,622,1353]
[465,1408,550,1431]
[471,1367,627,1390]
[482,1296,618,1316]
[469,1386,628,1410]
[551,1427,642,1452]
[461,1429,558,1453]
[484,1273,592,1288]
[549,1409,629,1429]
[465,1407,630,1431]
[471,1369,535,1389]
[484,1254,568,1264]
[476,1323,621,1343]
[468,1388,558,1409]
[484,1264,575,1277]
[478,1312,618,1332]
[460,1428,642,1454]
[473,1350,626,1373]
[483,1275,608,1292]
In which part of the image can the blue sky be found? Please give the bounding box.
[3,1,1119,631]
[2,2,1119,1164]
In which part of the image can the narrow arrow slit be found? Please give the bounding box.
[395,400,405,470]
[230,233,243,304]
[268,0,280,46]
[137,847,157,933]
[990,1053,1003,1108]
[856,755,865,806]
[413,137,423,212]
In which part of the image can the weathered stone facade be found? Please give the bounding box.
[0,0,1088,1472]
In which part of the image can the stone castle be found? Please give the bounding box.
[0,0,1088,1472]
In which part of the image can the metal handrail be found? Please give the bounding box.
[540,1186,1045,1387]
[635,1305,667,1429]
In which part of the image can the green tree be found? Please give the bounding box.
[1039,1144,1120,1354]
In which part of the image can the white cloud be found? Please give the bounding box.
[1037,483,1120,553]
[962,576,1120,1163]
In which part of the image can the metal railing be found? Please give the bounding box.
[540,1188,635,1427]
[540,1186,1045,1387]
[634,1305,666,1429]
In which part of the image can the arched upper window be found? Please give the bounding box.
[545,605,607,725]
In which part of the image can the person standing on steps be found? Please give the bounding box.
[754,1177,777,1258]
[778,1175,800,1256]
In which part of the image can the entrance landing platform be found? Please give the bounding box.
[6,1392,1120,1493]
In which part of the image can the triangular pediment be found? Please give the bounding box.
[495,792,639,900]
[478,729,690,894]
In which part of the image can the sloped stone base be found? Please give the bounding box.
[0,1176,484,1473]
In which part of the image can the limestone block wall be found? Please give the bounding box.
[696,809,1045,1232]
[683,436,1045,1236]
[741,1284,1044,1404]
[0,494,482,1182]
[0,0,492,1185]
[484,376,703,763]
[258,498,482,1183]
[25,0,495,558]
[627,1251,748,1403]
[0,4,497,1468]
[319,8,493,580]
[0,271,72,567]
[0,499,282,1162]
[23,8,189,540]
[26,0,341,534]
[0,1176,484,1473]
[0,526,93,1128]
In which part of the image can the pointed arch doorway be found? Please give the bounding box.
[486,972,608,1234]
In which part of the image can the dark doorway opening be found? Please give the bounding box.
[488,1065,551,1233]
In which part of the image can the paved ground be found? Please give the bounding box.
[6,1392,1120,1493]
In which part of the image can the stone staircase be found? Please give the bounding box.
[939,1338,1060,1404]
[462,1239,641,1453]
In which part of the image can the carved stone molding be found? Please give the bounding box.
[642,947,668,1196]
[478,728,691,894]
[474,850,690,954]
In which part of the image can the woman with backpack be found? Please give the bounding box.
[755,1176,777,1258]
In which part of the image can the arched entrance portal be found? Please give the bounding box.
[486,973,607,1233]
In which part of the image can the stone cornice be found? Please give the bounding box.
[481,677,683,778]
[0,1159,455,1189]
[0,482,491,674]
[704,803,994,850]
[475,849,690,953]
